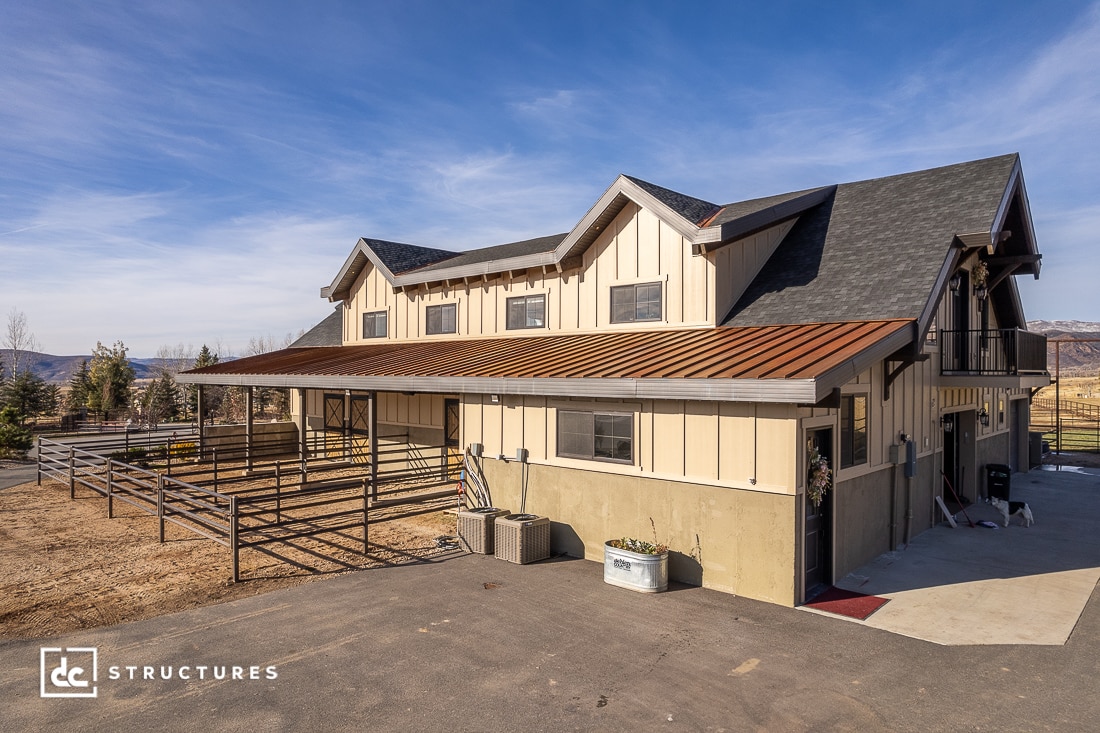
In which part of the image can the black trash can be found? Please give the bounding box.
[986,463,1011,501]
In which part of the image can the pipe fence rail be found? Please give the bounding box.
[36,432,461,582]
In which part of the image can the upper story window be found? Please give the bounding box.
[557,409,634,464]
[362,310,387,339]
[506,294,546,330]
[840,394,868,469]
[611,282,662,324]
[426,303,457,335]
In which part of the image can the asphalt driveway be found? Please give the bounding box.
[2,468,1100,731]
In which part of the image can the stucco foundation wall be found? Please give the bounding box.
[479,459,797,606]
[910,454,938,537]
[833,466,894,580]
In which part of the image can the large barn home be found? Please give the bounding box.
[179,153,1048,606]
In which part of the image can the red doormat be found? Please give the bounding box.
[805,587,890,620]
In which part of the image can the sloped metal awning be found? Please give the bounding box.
[177,320,914,404]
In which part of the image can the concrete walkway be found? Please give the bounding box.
[814,466,1100,645]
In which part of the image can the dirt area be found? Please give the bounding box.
[0,472,462,641]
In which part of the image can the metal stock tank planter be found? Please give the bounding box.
[603,539,668,593]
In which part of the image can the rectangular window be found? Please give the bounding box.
[425,303,457,335]
[610,282,662,323]
[506,294,546,330]
[840,394,868,469]
[556,410,633,464]
[362,311,387,339]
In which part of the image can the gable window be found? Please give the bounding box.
[506,294,546,330]
[362,310,387,339]
[425,303,457,335]
[557,410,633,464]
[611,282,662,323]
[840,394,868,469]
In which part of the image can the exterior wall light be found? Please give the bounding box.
[978,407,990,427]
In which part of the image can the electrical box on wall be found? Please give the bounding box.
[904,439,916,478]
[468,443,483,457]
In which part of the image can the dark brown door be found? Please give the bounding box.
[805,428,833,596]
[444,398,461,479]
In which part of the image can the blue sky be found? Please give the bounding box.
[2,1,1098,356]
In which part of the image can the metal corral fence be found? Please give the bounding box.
[1031,398,1100,454]
[37,431,464,581]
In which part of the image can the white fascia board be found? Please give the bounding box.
[322,240,399,301]
[176,372,819,403]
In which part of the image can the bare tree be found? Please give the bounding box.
[4,308,40,376]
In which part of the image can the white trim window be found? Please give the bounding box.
[425,303,457,335]
[557,409,633,464]
[611,282,662,323]
[840,394,868,468]
[362,310,388,339]
[506,294,546,330]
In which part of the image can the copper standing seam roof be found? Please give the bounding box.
[178,320,914,404]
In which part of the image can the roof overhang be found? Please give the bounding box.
[178,320,914,405]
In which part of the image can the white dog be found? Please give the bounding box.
[991,497,1034,528]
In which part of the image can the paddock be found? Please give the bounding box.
[36,427,464,582]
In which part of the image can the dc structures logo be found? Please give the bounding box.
[40,647,98,698]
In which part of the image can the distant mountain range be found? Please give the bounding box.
[1027,321,1100,376]
[1,351,161,383]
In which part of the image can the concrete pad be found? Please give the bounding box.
[813,468,1100,645]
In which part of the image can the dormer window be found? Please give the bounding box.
[426,303,457,335]
[362,310,387,339]
[610,282,662,324]
[506,294,546,330]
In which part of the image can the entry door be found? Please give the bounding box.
[943,413,960,500]
[805,428,833,596]
[444,398,461,479]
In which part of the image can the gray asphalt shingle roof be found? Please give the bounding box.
[409,233,567,274]
[724,153,1019,326]
[290,306,343,347]
[625,175,721,225]
[364,238,457,275]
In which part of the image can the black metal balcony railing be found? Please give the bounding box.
[940,329,1047,376]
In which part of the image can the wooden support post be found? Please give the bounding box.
[369,391,378,500]
[246,386,254,473]
[197,384,205,452]
[344,390,352,463]
[298,388,308,483]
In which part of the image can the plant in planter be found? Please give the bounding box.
[971,259,989,299]
[604,529,669,593]
[607,537,668,555]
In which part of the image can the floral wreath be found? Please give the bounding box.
[807,444,832,507]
